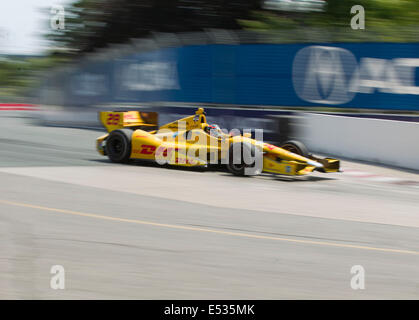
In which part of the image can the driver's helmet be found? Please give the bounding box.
[204,124,223,138]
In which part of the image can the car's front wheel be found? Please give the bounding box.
[280,140,310,158]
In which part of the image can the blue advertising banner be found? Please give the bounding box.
[58,43,419,110]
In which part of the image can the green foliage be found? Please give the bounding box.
[44,0,418,54]
[240,0,418,42]
[46,0,262,54]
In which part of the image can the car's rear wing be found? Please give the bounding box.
[99,110,158,132]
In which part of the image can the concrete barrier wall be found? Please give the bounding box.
[298,113,419,171]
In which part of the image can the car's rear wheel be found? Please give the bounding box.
[226,142,261,176]
[106,129,132,163]
[280,140,310,158]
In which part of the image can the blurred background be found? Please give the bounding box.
[1,0,418,169]
[1,0,418,100]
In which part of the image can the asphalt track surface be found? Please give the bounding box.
[0,112,418,299]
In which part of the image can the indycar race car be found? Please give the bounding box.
[96,108,340,176]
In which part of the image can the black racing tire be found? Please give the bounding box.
[280,140,310,158]
[226,142,261,176]
[106,129,132,163]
